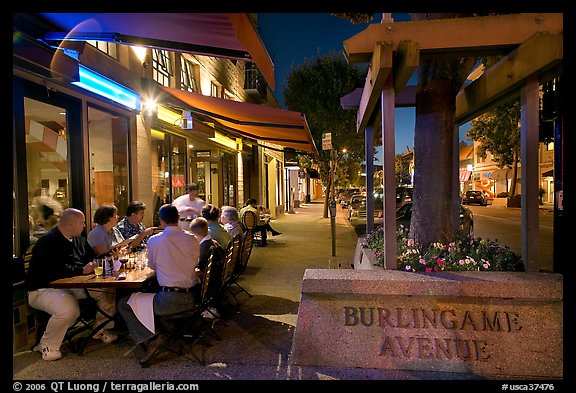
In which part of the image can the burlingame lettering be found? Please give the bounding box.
[343,306,522,332]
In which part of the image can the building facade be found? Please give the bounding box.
[12,13,298,352]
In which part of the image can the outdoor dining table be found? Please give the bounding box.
[49,267,156,354]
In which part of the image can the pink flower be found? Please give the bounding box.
[425,267,432,273]
[407,239,415,247]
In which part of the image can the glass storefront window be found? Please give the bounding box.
[88,106,129,221]
[24,98,69,246]
[150,129,187,225]
[171,136,187,201]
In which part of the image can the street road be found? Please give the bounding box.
[467,205,554,272]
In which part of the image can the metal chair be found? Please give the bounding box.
[148,252,220,367]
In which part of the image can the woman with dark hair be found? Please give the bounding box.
[87,204,126,256]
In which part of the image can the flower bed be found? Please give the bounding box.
[365,225,524,272]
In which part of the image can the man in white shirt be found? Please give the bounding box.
[172,183,205,231]
[117,204,200,366]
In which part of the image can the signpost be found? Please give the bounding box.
[323,133,336,256]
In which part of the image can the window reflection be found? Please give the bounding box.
[88,106,129,222]
[24,98,68,246]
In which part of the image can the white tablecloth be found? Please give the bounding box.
[127,292,155,334]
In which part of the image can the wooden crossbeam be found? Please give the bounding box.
[393,40,419,96]
[455,32,563,124]
[344,13,562,63]
[356,43,392,133]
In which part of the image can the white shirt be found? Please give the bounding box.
[146,225,200,289]
[172,194,205,220]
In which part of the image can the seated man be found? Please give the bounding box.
[189,217,226,302]
[239,199,281,246]
[117,204,200,366]
[25,208,118,361]
[116,201,156,251]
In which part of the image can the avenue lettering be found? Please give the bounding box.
[378,336,491,361]
[343,306,522,332]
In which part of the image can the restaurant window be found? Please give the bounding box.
[24,98,69,246]
[88,106,130,221]
[150,130,187,226]
[180,57,199,93]
[86,40,118,60]
[152,49,173,87]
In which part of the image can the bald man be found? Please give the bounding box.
[25,208,118,361]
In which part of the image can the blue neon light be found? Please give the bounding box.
[72,65,140,110]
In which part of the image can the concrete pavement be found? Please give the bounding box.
[12,200,485,382]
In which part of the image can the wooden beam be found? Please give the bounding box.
[344,13,562,63]
[520,79,540,272]
[393,40,419,96]
[380,78,397,270]
[455,32,563,124]
[356,43,392,134]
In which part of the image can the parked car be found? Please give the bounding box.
[396,186,413,206]
[462,190,488,206]
[395,201,474,237]
[350,200,474,238]
[339,188,362,208]
[347,194,367,219]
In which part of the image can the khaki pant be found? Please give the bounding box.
[28,287,116,350]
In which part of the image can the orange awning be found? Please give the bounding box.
[161,86,318,156]
[40,13,275,89]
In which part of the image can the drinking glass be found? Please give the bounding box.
[94,258,104,278]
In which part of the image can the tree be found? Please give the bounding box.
[335,12,479,249]
[284,51,367,217]
[395,153,411,187]
[466,99,521,196]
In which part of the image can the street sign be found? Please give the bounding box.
[322,132,332,150]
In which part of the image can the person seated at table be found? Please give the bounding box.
[189,217,225,295]
[88,204,130,257]
[201,204,231,251]
[116,201,156,251]
[220,205,243,239]
[24,208,118,361]
[239,198,281,246]
[189,217,226,318]
[117,204,201,367]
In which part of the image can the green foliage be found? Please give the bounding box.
[366,225,524,272]
[284,51,367,185]
[466,98,521,169]
[395,154,411,186]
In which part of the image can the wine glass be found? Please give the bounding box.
[118,249,129,270]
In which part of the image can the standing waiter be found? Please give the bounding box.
[172,183,205,231]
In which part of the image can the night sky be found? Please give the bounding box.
[258,12,471,158]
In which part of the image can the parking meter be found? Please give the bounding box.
[329,200,337,218]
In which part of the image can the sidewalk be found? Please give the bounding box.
[12,201,479,382]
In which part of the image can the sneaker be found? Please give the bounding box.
[38,344,62,361]
[93,329,118,344]
[201,307,220,319]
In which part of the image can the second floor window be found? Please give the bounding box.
[180,58,198,93]
[152,49,173,87]
[86,40,118,60]
[211,82,221,98]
